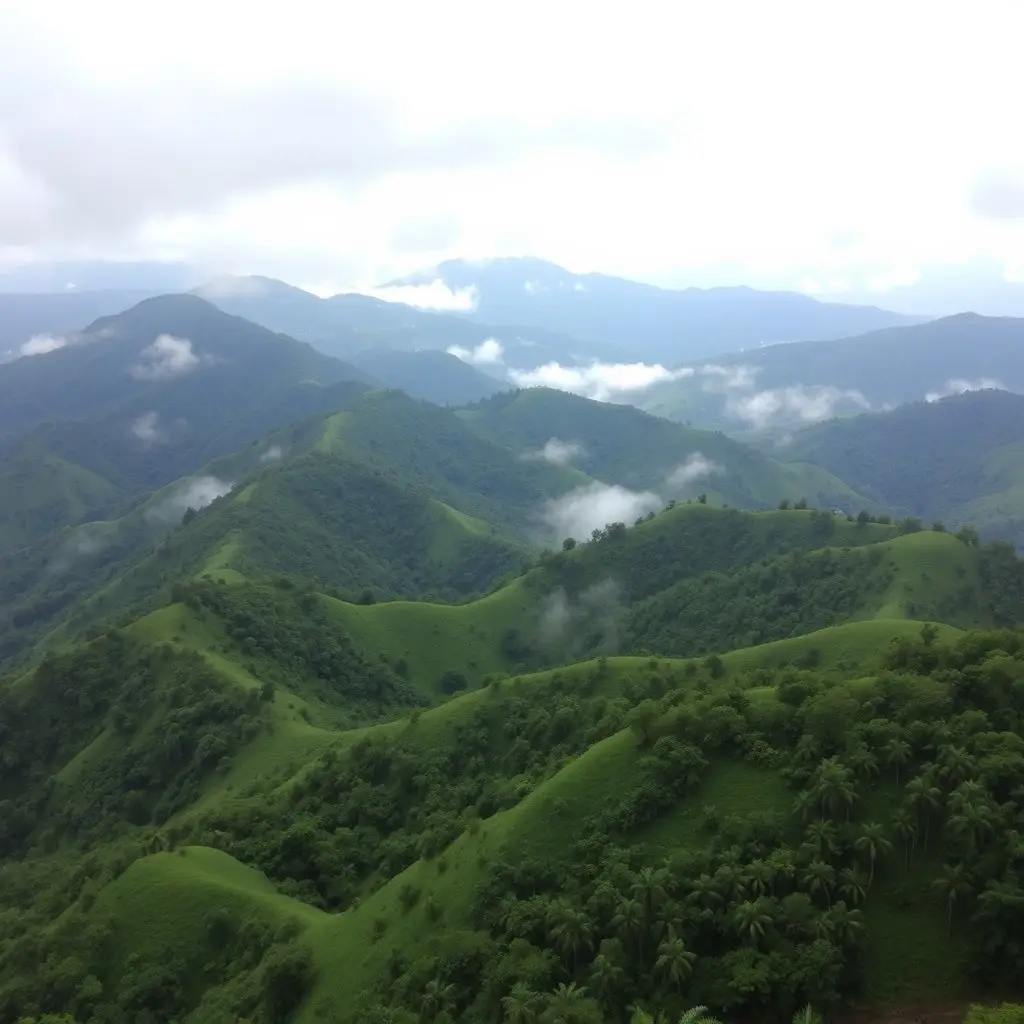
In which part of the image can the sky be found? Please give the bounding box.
[1,1,1023,300]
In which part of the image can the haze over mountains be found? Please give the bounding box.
[4,256,1024,1023]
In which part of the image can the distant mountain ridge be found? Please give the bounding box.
[382,255,925,361]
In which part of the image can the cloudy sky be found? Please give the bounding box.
[1,1,1022,297]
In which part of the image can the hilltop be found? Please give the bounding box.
[785,389,1024,548]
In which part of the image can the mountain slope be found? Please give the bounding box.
[785,389,1024,546]
[383,256,923,361]
[639,312,1024,433]
[0,294,376,549]
[458,387,870,510]
[349,347,510,405]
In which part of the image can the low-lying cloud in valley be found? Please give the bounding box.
[367,281,479,311]
[542,482,663,541]
[509,361,693,402]
[146,475,234,523]
[130,334,202,380]
[446,338,505,365]
[130,411,164,446]
[20,333,67,356]
[925,377,1006,402]
[537,578,623,657]
[527,437,586,466]
[667,451,721,489]
[260,444,285,462]
[726,384,871,429]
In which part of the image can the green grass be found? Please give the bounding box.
[321,579,535,695]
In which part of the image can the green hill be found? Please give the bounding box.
[785,389,1024,549]
[349,348,511,406]
[6,610,1024,1022]
[459,387,868,510]
[0,294,375,550]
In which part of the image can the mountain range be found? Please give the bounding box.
[2,266,1024,1023]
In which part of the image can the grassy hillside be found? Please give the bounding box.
[459,387,869,509]
[349,347,511,406]
[786,389,1024,548]
[7,618,1024,1022]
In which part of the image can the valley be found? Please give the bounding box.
[1,283,1024,1024]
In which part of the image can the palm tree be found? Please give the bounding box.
[932,862,973,935]
[805,820,839,860]
[846,745,879,783]
[613,897,645,960]
[655,935,696,991]
[503,982,542,1024]
[855,822,893,887]
[792,789,816,822]
[744,859,776,898]
[838,865,869,906]
[545,982,590,1024]
[422,978,458,1022]
[823,901,864,946]
[549,904,593,974]
[938,746,975,789]
[731,898,773,947]
[890,807,918,869]
[882,737,911,785]
[948,799,995,856]
[812,757,858,821]
[588,953,624,1004]
[679,1009,724,1024]
[632,866,672,920]
[802,860,836,908]
[904,773,942,848]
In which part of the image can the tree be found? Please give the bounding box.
[422,978,458,1022]
[732,899,773,946]
[628,701,660,747]
[905,773,942,848]
[802,861,836,908]
[891,807,918,869]
[549,903,593,973]
[655,934,696,991]
[588,953,624,1003]
[933,862,974,935]
[882,737,912,785]
[503,982,543,1024]
[562,537,577,551]
[838,866,869,906]
[855,822,893,887]
[811,758,857,821]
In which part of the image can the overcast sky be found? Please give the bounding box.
[1,1,1022,297]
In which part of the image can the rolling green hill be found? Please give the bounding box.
[785,389,1024,548]
[459,388,869,510]
[4,604,1022,1023]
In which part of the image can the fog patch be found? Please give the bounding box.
[146,475,233,523]
[447,338,504,365]
[925,377,1005,402]
[543,482,662,542]
[260,444,285,462]
[525,437,586,466]
[130,411,165,446]
[509,360,694,402]
[700,363,760,392]
[666,452,722,490]
[130,334,201,380]
[365,281,479,312]
[20,333,67,356]
[537,578,624,658]
[726,384,870,429]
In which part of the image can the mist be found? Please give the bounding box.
[145,475,234,523]
[667,452,721,490]
[537,578,624,658]
[542,482,662,542]
[130,334,201,380]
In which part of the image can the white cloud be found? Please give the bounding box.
[925,377,1005,402]
[259,444,284,462]
[542,482,662,541]
[726,384,871,429]
[509,361,694,402]
[0,4,1022,295]
[130,334,201,380]
[146,475,233,523]
[130,410,164,445]
[667,452,722,489]
[19,332,67,356]
[700,363,760,392]
[527,437,586,466]
[447,338,505,365]
[364,280,478,311]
